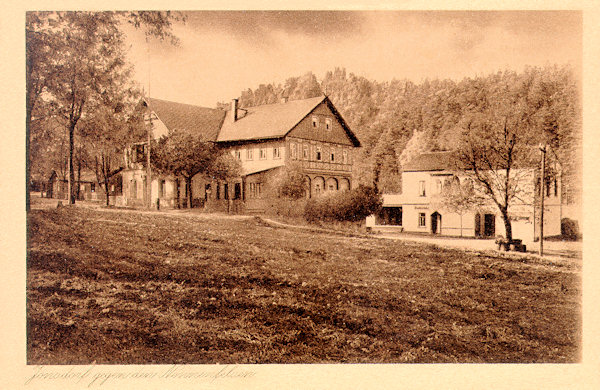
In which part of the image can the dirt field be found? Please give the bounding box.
[26,206,581,364]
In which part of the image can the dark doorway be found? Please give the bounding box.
[484,214,495,237]
[431,212,441,234]
[234,183,241,200]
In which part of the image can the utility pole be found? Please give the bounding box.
[145,35,152,209]
[539,143,547,256]
[146,116,152,209]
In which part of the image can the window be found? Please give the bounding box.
[234,150,241,160]
[290,143,297,160]
[419,181,426,196]
[273,147,281,159]
[325,118,332,130]
[215,182,220,200]
[312,116,319,128]
[436,179,442,194]
[224,183,229,200]
[316,146,322,161]
[303,145,309,160]
[249,182,263,198]
[259,147,267,160]
[343,150,348,164]
[315,183,321,194]
[545,178,551,197]
[246,148,253,160]
[554,177,558,197]
[134,144,145,163]
[90,183,95,193]
[418,213,426,227]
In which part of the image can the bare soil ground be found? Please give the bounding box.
[27,206,581,364]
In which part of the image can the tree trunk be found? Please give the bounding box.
[175,178,181,209]
[186,176,193,209]
[26,104,32,211]
[501,209,512,242]
[76,155,82,201]
[68,123,75,204]
[104,177,110,207]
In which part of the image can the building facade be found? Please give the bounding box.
[121,95,360,211]
[367,151,562,242]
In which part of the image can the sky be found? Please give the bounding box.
[124,11,582,108]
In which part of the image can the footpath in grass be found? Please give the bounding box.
[27,206,581,364]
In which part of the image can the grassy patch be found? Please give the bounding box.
[27,207,581,363]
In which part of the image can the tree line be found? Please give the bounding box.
[230,66,579,199]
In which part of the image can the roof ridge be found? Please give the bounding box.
[241,95,325,109]
[146,97,223,112]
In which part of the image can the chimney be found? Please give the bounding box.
[280,96,288,104]
[231,98,238,122]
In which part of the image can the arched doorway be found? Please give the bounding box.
[339,178,350,191]
[313,176,324,196]
[325,177,338,192]
[431,212,441,234]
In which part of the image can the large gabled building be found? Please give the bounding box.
[121,95,360,211]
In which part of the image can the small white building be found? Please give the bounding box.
[367,151,562,243]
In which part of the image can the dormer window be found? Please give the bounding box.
[312,116,319,128]
[325,118,332,130]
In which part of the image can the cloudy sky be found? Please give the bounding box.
[124,11,582,108]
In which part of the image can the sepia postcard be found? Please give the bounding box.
[2,1,599,389]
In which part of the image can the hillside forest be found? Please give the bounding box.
[223,66,580,202]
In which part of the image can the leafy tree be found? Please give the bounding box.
[26,11,183,207]
[151,131,241,208]
[273,163,307,200]
[456,85,537,242]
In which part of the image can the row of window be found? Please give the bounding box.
[418,177,474,197]
[290,142,349,164]
[234,147,282,161]
[312,116,333,130]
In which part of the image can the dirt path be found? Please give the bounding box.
[29,194,581,265]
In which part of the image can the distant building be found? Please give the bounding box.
[45,169,121,203]
[121,95,360,211]
[367,151,562,242]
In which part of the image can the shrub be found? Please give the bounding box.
[561,218,581,240]
[304,185,382,223]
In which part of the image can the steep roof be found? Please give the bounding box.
[403,151,463,172]
[217,96,325,142]
[144,98,226,141]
